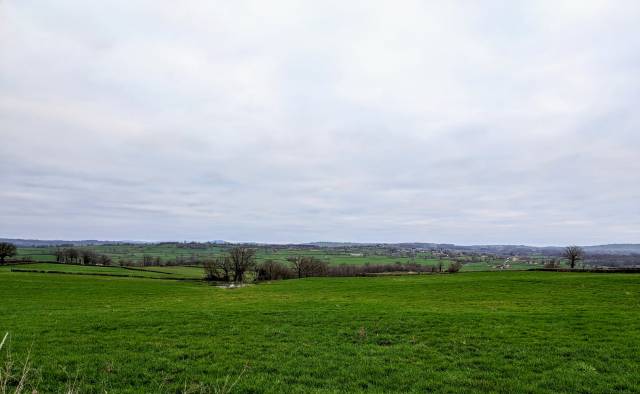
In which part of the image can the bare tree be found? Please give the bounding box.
[564,246,584,269]
[229,247,256,282]
[257,260,294,280]
[80,250,97,265]
[0,242,17,264]
[287,256,328,278]
[204,259,221,281]
[142,255,154,266]
[204,256,234,281]
[54,248,64,263]
[447,261,463,273]
[288,256,305,279]
[97,254,112,266]
[63,248,79,263]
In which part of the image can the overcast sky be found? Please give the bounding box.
[1,1,639,245]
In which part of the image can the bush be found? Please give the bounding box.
[447,261,463,273]
[288,256,328,278]
[234,260,449,281]
[203,257,233,282]
[97,254,112,266]
[257,260,294,280]
[327,263,438,277]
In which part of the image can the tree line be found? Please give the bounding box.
[204,247,464,283]
[0,242,595,274]
[0,242,17,264]
[54,248,112,266]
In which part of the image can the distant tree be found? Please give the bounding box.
[287,256,328,278]
[257,260,294,281]
[80,250,97,265]
[119,259,133,267]
[288,256,305,279]
[219,256,234,281]
[203,259,221,281]
[0,242,17,264]
[203,256,234,281]
[142,255,154,266]
[564,246,584,269]
[229,247,256,282]
[64,248,79,263]
[54,248,64,263]
[97,254,112,266]
[447,261,463,273]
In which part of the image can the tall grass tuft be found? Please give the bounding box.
[213,365,248,394]
[0,333,34,394]
[0,333,248,393]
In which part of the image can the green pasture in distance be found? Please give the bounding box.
[5,263,204,279]
[13,244,546,271]
[13,244,450,265]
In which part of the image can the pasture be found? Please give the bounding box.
[1,268,639,392]
[11,243,523,271]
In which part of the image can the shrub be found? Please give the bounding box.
[327,263,437,277]
[0,243,17,265]
[447,261,463,273]
[97,254,112,266]
[327,264,364,277]
[257,260,294,281]
[203,257,233,282]
[254,259,446,279]
[288,256,328,278]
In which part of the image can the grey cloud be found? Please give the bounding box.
[1,0,639,244]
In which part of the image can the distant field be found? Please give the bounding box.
[13,244,526,271]
[13,245,228,263]
[1,270,638,392]
[462,261,542,271]
[134,265,206,278]
[5,263,204,280]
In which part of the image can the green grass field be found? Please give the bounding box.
[1,269,639,393]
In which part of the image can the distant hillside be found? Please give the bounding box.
[306,242,640,255]
[3,238,639,255]
[583,244,640,254]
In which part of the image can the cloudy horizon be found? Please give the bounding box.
[1,1,639,245]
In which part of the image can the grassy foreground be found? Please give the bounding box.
[1,270,639,393]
